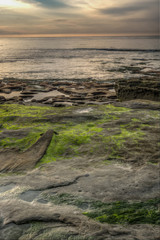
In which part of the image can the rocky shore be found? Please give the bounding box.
[0,77,159,240]
[0,79,117,106]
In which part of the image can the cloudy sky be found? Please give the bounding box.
[0,0,159,36]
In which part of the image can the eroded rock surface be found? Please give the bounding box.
[0,161,159,240]
[0,93,159,239]
[0,79,117,106]
[0,129,54,172]
[115,76,160,101]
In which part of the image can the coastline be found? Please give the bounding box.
[0,76,160,239]
[0,70,160,106]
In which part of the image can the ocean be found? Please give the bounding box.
[0,36,159,82]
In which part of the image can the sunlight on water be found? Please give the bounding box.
[0,36,159,81]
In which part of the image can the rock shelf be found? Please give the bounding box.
[0,79,117,106]
[0,78,160,240]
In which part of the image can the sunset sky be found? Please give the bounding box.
[0,0,159,37]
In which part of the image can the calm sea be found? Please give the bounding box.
[0,36,159,82]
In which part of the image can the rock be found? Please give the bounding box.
[52,81,74,86]
[70,96,86,101]
[43,98,54,104]
[0,162,159,239]
[115,99,160,110]
[98,83,115,88]
[21,90,37,95]
[0,81,5,88]
[0,129,54,172]
[0,223,23,240]
[115,77,160,101]
[51,96,70,102]
[106,92,117,99]
[1,88,12,94]
[0,101,160,239]
[72,100,86,105]
[20,94,34,99]
[0,79,118,105]
[53,102,73,107]
[31,90,67,102]
[91,91,107,95]
[0,129,30,140]
[84,101,106,105]
[0,96,6,103]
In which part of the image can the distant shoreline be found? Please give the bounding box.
[0,34,159,38]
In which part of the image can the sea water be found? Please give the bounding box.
[0,36,159,82]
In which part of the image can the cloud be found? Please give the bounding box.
[19,0,73,8]
[0,0,159,36]
[0,29,20,35]
[98,0,158,16]
[37,0,71,8]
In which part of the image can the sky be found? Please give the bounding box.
[0,0,159,37]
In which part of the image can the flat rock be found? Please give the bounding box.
[0,129,30,140]
[0,162,159,239]
[0,89,159,239]
[0,91,22,100]
[0,129,54,172]
[32,90,68,101]
[53,102,73,107]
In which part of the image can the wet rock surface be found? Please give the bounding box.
[0,79,117,106]
[115,75,160,101]
[0,80,160,239]
[0,161,159,239]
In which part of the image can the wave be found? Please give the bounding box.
[21,48,160,52]
[73,48,160,52]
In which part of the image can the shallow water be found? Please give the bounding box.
[0,36,159,81]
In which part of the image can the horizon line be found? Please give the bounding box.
[0,33,159,38]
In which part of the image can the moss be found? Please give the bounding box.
[38,124,103,165]
[19,222,44,240]
[44,193,160,225]
[39,104,144,164]
[0,104,54,118]
[104,104,131,113]
[0,104,66,151]
[132,118,141,122]
[0,131,42,151]
[44,193,93,210]
[28,222,43,233]
[101,126,145,160]
[0,103,158,166]
[83,198,160,225]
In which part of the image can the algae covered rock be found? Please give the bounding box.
[0,129,54,172]
[115,77,160,101]
[0,101,159,240]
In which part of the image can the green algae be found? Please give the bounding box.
[83,198,160,225]
[97,126,145,160]
[0,103,158,166]
[38,124,103,164]
[104,104,131,113]
[0,104,55,118]
[131,118,141,122]
[43,193,160,225]
[0,131,42,151]
[45,193,92,209]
